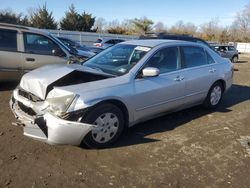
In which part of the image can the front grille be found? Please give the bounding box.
[18,102,37,116]
[18,89,43,102]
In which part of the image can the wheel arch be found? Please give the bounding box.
[212,79,226,93]
[92,99,130,127]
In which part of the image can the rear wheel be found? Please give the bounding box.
[203,82,223,109]
[82,103,124,148]
[232,56,238,63]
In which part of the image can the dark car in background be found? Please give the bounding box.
[57,37,96,58]
[139,33,211,48]
[211,45,239,63]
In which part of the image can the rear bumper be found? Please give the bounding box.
[10,94,94,146]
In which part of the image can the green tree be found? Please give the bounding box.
[132,17,154,34]
[60,5,95,32]
[78,12,95,32]
[0,10,30,26]
[60,4,79,30]
[30,4,57,29]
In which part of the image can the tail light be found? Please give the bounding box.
[95,43,102,47]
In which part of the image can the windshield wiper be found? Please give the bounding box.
[83,65,104,73]
[83,65,117,77]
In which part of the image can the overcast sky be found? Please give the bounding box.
[1,0,249,26]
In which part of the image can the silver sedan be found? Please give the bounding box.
[10,40,234,148]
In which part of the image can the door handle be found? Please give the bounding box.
[209,68,216,73]
[174,76,184,81]
[26,58,35,62]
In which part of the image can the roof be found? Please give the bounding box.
[0,22,30,30]
[121,39,196,48]
[0,22,49,35]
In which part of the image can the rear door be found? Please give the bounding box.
[181,46,213,105]
[0,28,23,81]
[21,32,68,72]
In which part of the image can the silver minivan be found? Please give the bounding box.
[0,23,85,81]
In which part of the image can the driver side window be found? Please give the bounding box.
[23,33,62,56]
[145,47,181,74]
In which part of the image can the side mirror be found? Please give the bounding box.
[142,67,160,77]
[52,48,65,57]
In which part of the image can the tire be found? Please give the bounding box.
[232,56,238,63]
[82,103,124,148]
[203,82,224,109]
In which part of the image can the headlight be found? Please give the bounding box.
[47,94,77,116]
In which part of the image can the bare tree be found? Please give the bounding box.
[121,19,135,34]
[154,21,167,33]
[94,17,107,32]
[218,27,230,43]
[200,18,221,41]
[232,3,250,41]
[169,21,197,35]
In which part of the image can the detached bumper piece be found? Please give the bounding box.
[10,89,94,146]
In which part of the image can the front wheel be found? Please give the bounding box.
[203,82,223,109]
[82,103,124,148]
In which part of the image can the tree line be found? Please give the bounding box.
[0,3,250,42]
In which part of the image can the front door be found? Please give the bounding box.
[21,32,68,72]
[132,46,186,122]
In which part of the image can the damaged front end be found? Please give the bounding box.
[10,87,95,146]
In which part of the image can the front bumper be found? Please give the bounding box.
[10,90,94,146]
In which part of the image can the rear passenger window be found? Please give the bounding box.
[0,29,17,52]
[206,52,215,64]
[182,46,207,68]
[24,33,59,55]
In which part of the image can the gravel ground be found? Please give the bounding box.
[0,54,250,188]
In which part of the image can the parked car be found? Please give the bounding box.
[140,33,211,48]
[0,23,86,81]
[10,40,233,148]
[211,44,239,63]
[57,37,96,58]
[93,38,125,49]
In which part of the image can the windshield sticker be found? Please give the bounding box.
[135,46,151,52]
[118,68,127,73]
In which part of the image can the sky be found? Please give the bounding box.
[1,0,249,27]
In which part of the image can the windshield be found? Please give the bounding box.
[50,34,78,54]
[82,44,151,76]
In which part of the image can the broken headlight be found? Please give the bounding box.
[47,94,77,116]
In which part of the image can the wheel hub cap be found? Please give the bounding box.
[91,113,119,143]
[210,86,222,106]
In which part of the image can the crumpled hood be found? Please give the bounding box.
[19,64,111,100]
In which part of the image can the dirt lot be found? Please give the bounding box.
[0,54,250,188]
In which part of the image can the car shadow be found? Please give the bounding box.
[0,82,18,91]
[109,84,250,149]
[237,60,248,63]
